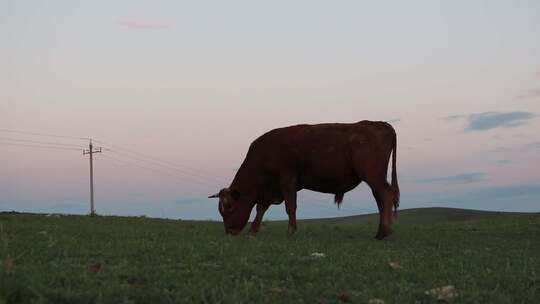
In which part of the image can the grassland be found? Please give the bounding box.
[1,208,539,303]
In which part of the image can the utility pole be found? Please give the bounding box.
[83,139,101,216]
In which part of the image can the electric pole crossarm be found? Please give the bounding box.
[83,148,101,155]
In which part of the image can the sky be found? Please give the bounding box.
[1,0,540,220]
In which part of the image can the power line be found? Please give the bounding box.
[94,139,227,176]
[0,128,231,185]
[0,128,89,141]
[98,153,131,167]
[0,137,86,148]
[0,132,225,188]
[0,142,83,151]
[100,154,214,199]
[102,153,216,189]
[95,140,229,183]
[100,153,216,191]
[1,128,224,212]
[102,147,226,186]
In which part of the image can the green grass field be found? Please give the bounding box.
[1,208,539,303]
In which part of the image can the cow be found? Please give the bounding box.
[209,121,400,239]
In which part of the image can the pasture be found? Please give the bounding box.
[1,208,539,303]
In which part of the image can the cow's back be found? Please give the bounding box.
[249,121,392,158]
[245,121,394,193]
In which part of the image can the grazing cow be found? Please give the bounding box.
[209,121,400,239]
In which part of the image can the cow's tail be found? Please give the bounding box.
[334,193,344,209]
[391,127,400,218]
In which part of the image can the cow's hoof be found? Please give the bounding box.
[374,231,389,240]
[374,232,394,240]
[384,234,396,241]
[287,225,297,235]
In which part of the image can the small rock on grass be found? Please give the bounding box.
[87,263,103,274]
[2,258,15,271]
[269,287,284,293]
[425,285,458,301]
[388,261,402,269]
[338,291,351,302]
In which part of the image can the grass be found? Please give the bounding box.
[0,207,539,303]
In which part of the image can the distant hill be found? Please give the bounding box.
[1,207,535,225]
[301,207,536,225]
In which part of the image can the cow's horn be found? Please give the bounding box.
[208,193,219,198]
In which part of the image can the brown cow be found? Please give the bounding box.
[209,121,400,239]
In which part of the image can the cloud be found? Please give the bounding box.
[517,88,540,100]
[495,159,512,165]
[451,184,540,201]
[488,146,512,153]
[467,112,536,131]
[415,172,485,184]
[387,118,401,123]
[118,19,172,30]
[442,114,466,121]
[489,142,540,154]
[526,142,540,150]
[445,111,536,131]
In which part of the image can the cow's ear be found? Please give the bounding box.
[208,192,219,198]
[231,189,241,201]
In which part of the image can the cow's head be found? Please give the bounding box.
[208,188,252,235]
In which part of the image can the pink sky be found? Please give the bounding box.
[1,1,540,218]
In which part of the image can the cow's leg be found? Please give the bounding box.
[249,204,269,235]
[352,149,396,239]
[281,175,298,235]
[371,182,395,240]
[371,189,385,239]
[372,189,383,213]
[285,194,297,235]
